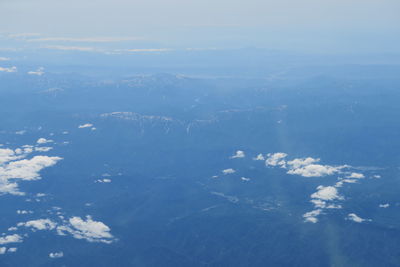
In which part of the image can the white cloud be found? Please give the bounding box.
[30,37,142,43]
[241,177,250,181]
[287,163,345,177]
[0,234,23,245]
[347,213,369,223]
[253,154,265,161]
[0,155,62,195]
[311,186,341,201]
[0,148,24,165]
[346,172,365,179]
[35,147,53,152]
[96,178,111,183]
[78,123,93,129]
[49,252,64,258]
[230,150,245,159]
[265,152,287,167]
[43,45,98,52]
[0,66,17,73]
[17,210,33,214]
[18,219,57,230]
[379,203,390,208]
[125,48,172,53]
[0,155,62,181]
[0,247,5,254]
[222,168,235,174]
[287,157,319,169]
[310,199,327,208]
[28,67,44,76]
[303,209,322,223]
[15,130,26,135]
[8,247,17,253]
[37,138,53,144]
[0,57,10,61]
[56,216,114,243]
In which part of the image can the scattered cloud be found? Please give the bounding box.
[28,67,45,76]
[18,219,57,231]
[57,216,114,243]
[287,162,345,177]
[265,152,287,167]
[29,37,143,43]
[49,252,64,258]
[125,48,173,53]
[303,209,322,223]
[0,148,62,195]
[347,213,370,223]
[346,172,365,179]
[0,57,10,61]
[43,45,98,52]
[78,123,93,129]
[0,234,23,245]
[37,138,53,144]
[379,203,390,208]
[311,186,342,201]
[222,168,236,174]
[96,178,111,183]
[230,150,245,159]
[35,147,53,152]
[0,66,17,73]
[253,154,265,161]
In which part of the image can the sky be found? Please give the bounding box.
[1,0,400,52]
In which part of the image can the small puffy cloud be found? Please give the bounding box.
[28,67,44,76]
[30,36,142,43]
[49,252,64,258]
[310,199,327,208]
[0,66,17,73]
[253,154,265,161]
[78,123,93,129]
[379,203,390,208]
[287,157,319,169]
[44,45,98,52]
[346,173,365,179]
[57,216,114,243]
[287,164,344,177]
[96,178,111,183]
[35,147,53,152]
[8,248,17,253]
[347,213,370,223]
[0,234,23,245]
[18,219,56,230]
[125,48,172,53]
[265,153,287,167]
[311,186,341,201]
[37,138,53,144]
[241,177,250,181]
[0,155,62,195]
[230,150,245,159]
[15,130,26,135]
[222,168,236,175]
[303,209,322,223]
[0,155,62,181]
[0,148,24,164]
[372,175,381,179]
[0,247,5,254]
[16,210,33,215]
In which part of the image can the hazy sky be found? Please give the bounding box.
[1,0,400,52]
